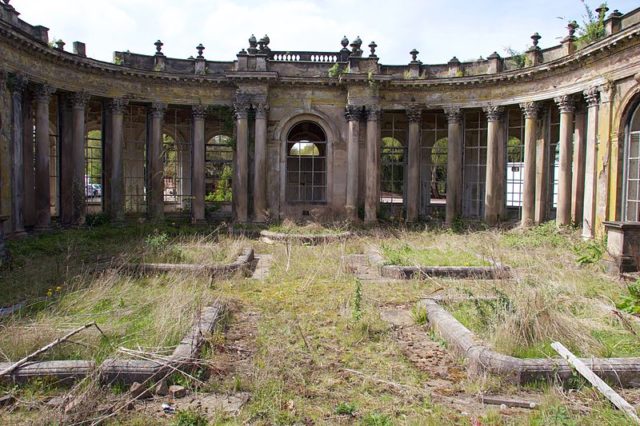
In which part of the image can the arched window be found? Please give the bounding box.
[286,121,327,203]
[624,103,640,221]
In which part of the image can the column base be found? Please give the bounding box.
[191,218,208,226]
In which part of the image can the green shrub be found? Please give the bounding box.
[171,409,208,426]
[335,401,357,416]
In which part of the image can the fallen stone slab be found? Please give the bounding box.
[419,298,640,387]
[122,248,254,278]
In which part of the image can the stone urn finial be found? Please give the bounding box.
[567,20,579,40]
[248,34,258,54]
[410,49,419,62]
[341,36,349,51]
[196,43,205,59]
[530,32,541,49]
[595,4,610,17]
[368,41,377,58]
[55,39,66,51]
[154,40,164,55]
[263,34,271,52]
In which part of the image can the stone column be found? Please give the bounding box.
[191,105,206,224]
[59,96,73,226]
[9,74,28,235]
[345,105,362,220]
[406,106,422,222]
[595,84,613,236]
[22,90,35,228]
[571,106,586,225]
[520,102,540,227]
[34,84,55,231]
[483,105,504,226]
[148,102,166,221]
[365,106,380,223]
[554,95,575,227]
[71,91,90,226]
[582,87,600,239]
[534,111,549,224]
[109,98,128,223]
[253,103,268,222]
[445,107,463,225]
[234,101,250,223]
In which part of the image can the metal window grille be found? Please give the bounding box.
[462,111,488,218]
[506,108,525,209]
[421,112,448,207]
[381,112,407,205]
[123,104,147,213]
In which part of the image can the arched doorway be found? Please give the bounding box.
[623,102,640,221]
[286,121,327,203]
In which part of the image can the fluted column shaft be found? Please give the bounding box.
[483,105,504,225]
[582,88,600,239]
[149,102,166,221]
[109,98,128,223]
[254,103,268,222]
[234,102,249,223]
[534,111,550,224]
[555,95,575,226]
[22,91,35,228]
[520,102,539,226]
[35,84,55,231]
[71,92,89,226]
[365,106,380,223]
[406,106,422,222]
[571,108,586,224]
[445,108,463,225]
[345,105,361,220]
[191,105,206,224]
[9,75,27,235]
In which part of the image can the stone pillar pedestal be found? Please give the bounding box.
[191,105,206,224]
[345,105,362,220]
[520,102,540,227]
[9,75,28,236]
[148,102,166,221]
[34,84,55,231]
[234,101,250,223]
[109,98,128,223]
[364,106,380,223]
[483,105,504,226]
[571,107,586,225]
[445,107,463,225]
[554,95,575,227]
[603,222,640,273]
[406,106,422,222]
[582,88,600,239]
[253,103,268,222]
[71,91,90,226]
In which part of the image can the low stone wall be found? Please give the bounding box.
[420,299,640,387]
[260,230,352,245]
[0,303,226,385]
[123,248,254,278]
[367,249,512,280]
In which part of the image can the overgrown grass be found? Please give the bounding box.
[1,222,636,424]
[268,218,350,235]
[381,242,489,267]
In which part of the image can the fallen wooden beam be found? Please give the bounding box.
[0,322,97,378]
[551,342,640,424]
[479,395,537,409]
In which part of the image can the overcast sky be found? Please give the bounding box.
[10,0,640,65]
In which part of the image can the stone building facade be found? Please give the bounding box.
[1,1,640,242]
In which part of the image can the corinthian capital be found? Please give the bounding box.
[35,84,56,103]
[366,105,381,121]
[150,102,167,118]
[520,102,540,119]
[406,105,422,123]
[70,90,90,108]
[255,103,269,119]
[583,87,600,108]
[344,105,363,122]
[192,104,207,119]
[109,97,129,114]
[554,95,575,113]
[444,107,462,124]
[483,105,504,122]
